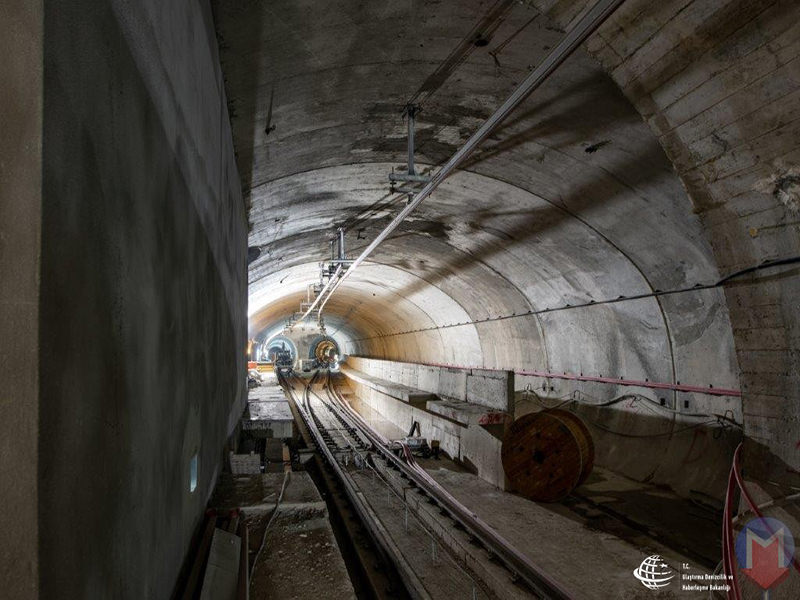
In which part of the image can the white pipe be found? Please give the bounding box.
[316,0,626,314]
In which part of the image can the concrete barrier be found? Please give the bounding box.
[346,356,513,412]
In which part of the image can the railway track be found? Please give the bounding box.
[278,370,574,600]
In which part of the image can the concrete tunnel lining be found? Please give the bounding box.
[234,0,795,586]
[4,0,800,596]
[247,162,739,400]
[229,0,755,508]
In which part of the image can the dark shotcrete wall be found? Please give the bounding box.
[38,1,247,597]
[0,1,42,597]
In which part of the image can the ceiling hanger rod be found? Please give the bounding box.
[318,0,626,314]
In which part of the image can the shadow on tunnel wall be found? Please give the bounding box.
[210,0,265,210]
[414,70,629,167]
[615,0,799,138]
[370,133,669,303]
[345,67,673,298]
[41,0,246,597]
[743,436,800,497]
[515,396,743,503]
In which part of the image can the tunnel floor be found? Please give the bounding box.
[201,372,725,599]
[345,375,721,568]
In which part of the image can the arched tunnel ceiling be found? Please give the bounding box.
[215,0,739,396]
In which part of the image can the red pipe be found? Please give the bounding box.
[722,443,800,600]
[374,358,742,397]
[723,446,742,600]
[514,369,741,397]
[730,445,800,574]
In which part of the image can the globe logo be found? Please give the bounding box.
[633,555,675,590]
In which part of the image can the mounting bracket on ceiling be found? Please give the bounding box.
[389,103,431,201]
[297,0,627,324]
[327,228,353,270]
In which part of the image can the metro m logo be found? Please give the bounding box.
[736,517,795,591]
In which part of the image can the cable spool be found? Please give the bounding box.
[501,409,594,502]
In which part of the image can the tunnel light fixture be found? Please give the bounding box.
[189,453,198,493]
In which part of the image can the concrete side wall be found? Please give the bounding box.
[350,357,738,499]
[531,0,800,487]
[347,380,505,489]
[38,1,247,598]
[347,356,513,412]
[0,1,42,597]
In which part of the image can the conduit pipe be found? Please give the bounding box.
[349,357,742,398]
[316,0,627,314]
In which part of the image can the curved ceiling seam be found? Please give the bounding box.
[329,271,480,359]
[250,264,477,358]
[458,160,688,397]
[247,160,423,199]
[256,290,421,337]
[360,254,552,372]
[249,161,690,307]
[337,163,681,401]
[332,295,452,364]
[248,248,527,362]
[249,232,549,364]
[247,161,678,384]
[248,160,700,286]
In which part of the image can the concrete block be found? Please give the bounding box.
[229,452,260,475]
[199,528,241,600]
[465,368,514,412]
[341,366,436,406]
[425,400,471,426]
[438,368,467,401]
[417,365,440,393]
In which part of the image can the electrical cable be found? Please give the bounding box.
[721,443,800,600]
[348,255,800,342]
[585,418,719,439]
[249,469,291,579]
[520,385,742,438]
[488,13,540,69]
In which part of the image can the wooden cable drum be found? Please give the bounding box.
[501,409,594,502]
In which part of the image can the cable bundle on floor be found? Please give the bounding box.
[721,443,800,599]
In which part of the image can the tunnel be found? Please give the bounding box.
[2,0,799,598]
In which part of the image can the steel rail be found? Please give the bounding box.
[316,374,489,598]
[277,372,433,599]
[324,378,575,599]
[314,0,626,314]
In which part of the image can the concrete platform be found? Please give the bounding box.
[340,365,436,406]
[243,377,294,438]
[423,466,700,599]
[246,400,293,422]
[340,374,506,489]
[345,357,514,412]
[426,397,491,427]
